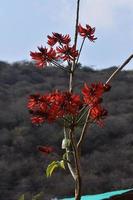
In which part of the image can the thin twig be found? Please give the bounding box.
[75,37,86,67]
[76,106,89,124]
[77,109,91,149]
[74,0,80,49]
[51,59,67,72]
[106,54,133,84]
[79,105,88,113]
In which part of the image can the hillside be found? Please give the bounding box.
[0,61,133,200]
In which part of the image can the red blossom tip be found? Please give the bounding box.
[47,32,71,46]
[38,146,54,154]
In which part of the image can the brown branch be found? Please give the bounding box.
[106,54,133,84]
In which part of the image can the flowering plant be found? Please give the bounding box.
[27,0,133,199]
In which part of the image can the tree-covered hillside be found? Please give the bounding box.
[0,61,133,200]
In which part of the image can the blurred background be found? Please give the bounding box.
[0,0,133,69]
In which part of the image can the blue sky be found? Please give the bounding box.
[0,0,133,69]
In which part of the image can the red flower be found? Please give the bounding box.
[82,82,105,107]
[56,45,78,61]
[78,24,97,42]
[30,46,59,68]
[38,146,54,154]
[62,92,82,115]
[90,105,108,127]
[47,32,71,46]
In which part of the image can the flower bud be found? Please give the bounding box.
[103,84,111,92]
[62,138,71,149]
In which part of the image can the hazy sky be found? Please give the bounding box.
[0,0,133,69]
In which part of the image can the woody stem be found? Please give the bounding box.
[68,0,82,199]
[69,127,82,200]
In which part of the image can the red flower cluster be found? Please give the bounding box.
[82,82,111,126]
[28,91,82,125]
[30,32,79,67]
[30,23,97,68]
[29,26,112,128]
[78,24,97,42]
[30,46,59,68]
[47,32,71,46]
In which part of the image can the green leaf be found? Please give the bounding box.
[32,192,44,200]
[46,160,66,177]
[46,161,59,177]
[18,194,25,200]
